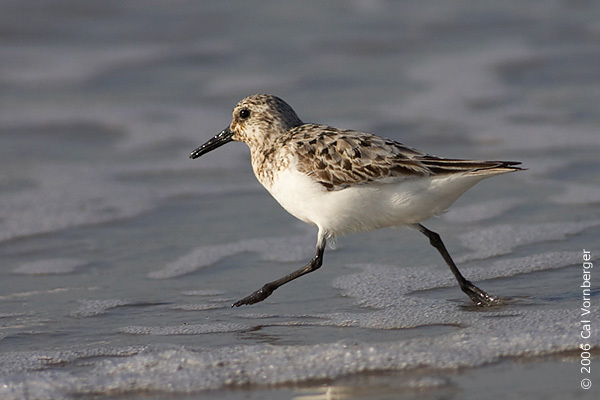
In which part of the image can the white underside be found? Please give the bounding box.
[265,167,498,240]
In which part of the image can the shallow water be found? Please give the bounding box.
[1,1,599,399]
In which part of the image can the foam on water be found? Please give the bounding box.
[0,288,73,301]
[0,99,256,244]
[149,235,315,279]
[119,323,250,336]
[0,151,259,243]
[324,251,580,324]
[70,300,132,318]
[172,303,224,311]
[0,164,154,242]
[1,248,594,399]
[551,182,600,205]
[457,221,600,261]
[0,311,589,399]
[12,258,87,275]
[387,44,523,129]
[182,290,227,296]
[481,123,600,152]
[441,197,522,224]
[1,45,167,86]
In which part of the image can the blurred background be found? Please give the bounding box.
[1,1,599,399]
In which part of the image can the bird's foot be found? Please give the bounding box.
[462,281,502,307]
[232,284,275,307]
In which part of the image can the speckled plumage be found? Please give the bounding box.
[225,94,519,191]
[190,94,523,307]
[220,94,521,236]
[288,125,521,190]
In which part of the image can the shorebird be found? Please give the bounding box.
[190,94,522,307]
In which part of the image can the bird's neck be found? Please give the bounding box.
[249,137,291,189]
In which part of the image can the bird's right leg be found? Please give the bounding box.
[415,223,500,306]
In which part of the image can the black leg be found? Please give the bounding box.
[415,223,500,306]
[232,239,326,307]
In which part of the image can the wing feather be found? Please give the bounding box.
[288,124,522,191]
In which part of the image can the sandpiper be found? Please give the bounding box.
[190,94,523,307]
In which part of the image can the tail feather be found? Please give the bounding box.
[420,157,524,176]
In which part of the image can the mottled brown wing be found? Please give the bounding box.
[289,125,430,190]
[288,124,523,191]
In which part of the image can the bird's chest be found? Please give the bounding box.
[250,146,291,188]
[260,165,326,226]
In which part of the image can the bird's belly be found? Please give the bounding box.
[265,169,484,237]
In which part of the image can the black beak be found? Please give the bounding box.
[189,127,234,159]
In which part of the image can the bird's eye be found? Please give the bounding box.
[239,109,250,119]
